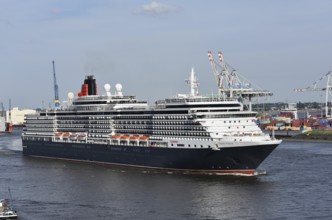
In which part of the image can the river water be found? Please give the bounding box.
[1,129,331,220]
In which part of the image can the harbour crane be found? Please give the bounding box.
[295,71,332,117]
[52,60,60,107]
[207,51,272,110]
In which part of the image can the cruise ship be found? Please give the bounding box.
[22,68,281,175]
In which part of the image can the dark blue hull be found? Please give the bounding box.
[22,140,278,175]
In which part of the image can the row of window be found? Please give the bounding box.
[56,125,88,128]
[89,125,111,129]
[25,120,54,124]
[224,120,254,123]
[25,128,54,132]
[114,125,205,131]
[195,114,256,119]
[25,124,55,128]
[153,132,209,137]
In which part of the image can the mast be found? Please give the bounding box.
[186,68,199,97]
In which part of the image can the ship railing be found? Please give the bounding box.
[156,96,238,105]
[76,95,137,101]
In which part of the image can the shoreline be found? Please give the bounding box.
[277,131,332,143]
[281,138,332,143]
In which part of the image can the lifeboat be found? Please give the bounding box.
[111,135,120,139]
[120,135,130,139]
[62,133,69,139]
[55,132,62,139]
[129,135,139,140]
[139,136,149,140]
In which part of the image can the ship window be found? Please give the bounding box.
[201,145,203,148]
[208,145,211,148]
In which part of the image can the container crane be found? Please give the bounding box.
[52,60,60,107]
[294,71,332,117]
[207,51,273,110]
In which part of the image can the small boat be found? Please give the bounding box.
[0,199,17,219]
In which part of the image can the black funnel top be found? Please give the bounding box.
[84,75,97,95]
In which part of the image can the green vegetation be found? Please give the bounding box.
[303,130,332,135]
[291,129,332,141]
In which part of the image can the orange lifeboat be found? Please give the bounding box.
[55,133,62,139]
[120,135,130,139]
[129,135,139,140]
[62,133,69,139]
[139,136,149,140]
[112,135,120,139]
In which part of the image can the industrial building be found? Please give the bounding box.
[6,107,36,126]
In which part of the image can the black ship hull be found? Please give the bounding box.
[22,140,278,175]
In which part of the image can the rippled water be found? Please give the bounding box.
[1,129,332,219]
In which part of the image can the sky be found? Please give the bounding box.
[1,0,332,109]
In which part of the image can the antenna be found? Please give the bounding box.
[8,187,15,210]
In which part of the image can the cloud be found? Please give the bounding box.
[135,1,177,16]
